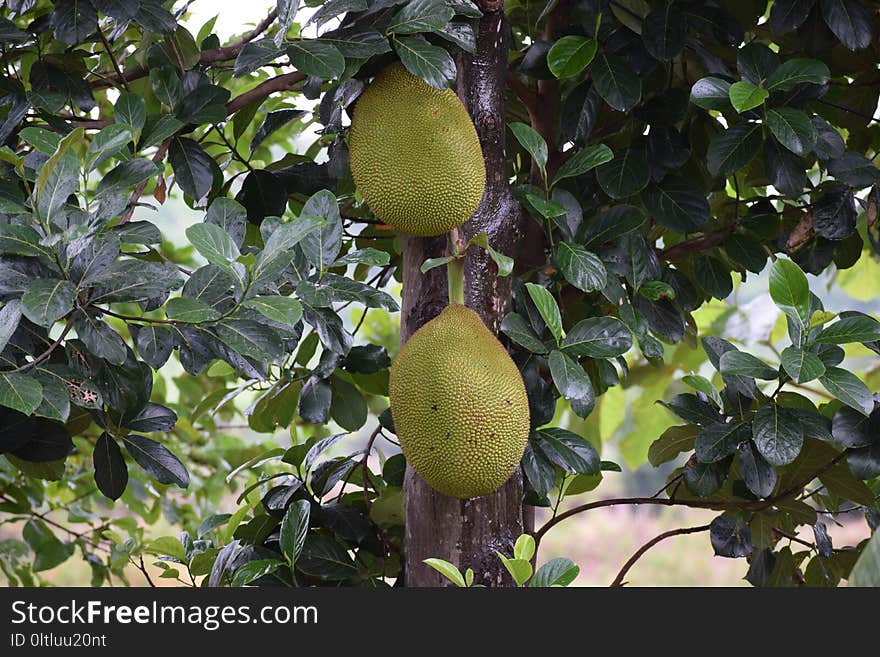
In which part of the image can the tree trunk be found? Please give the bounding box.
[402,5,527,587]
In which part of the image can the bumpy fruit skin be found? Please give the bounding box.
[389,304,530,499]
[348,62,486,237]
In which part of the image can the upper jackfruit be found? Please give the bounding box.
[348,63,486,237]
[389,304,530,499]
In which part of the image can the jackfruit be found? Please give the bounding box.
[348,62,486,237]
[389,304,529,499]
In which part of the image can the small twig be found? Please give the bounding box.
[361,426,383,511]
[610,524,711,587]
[134,556,156,587]
[97,23,130,93]
[7,316,75,373]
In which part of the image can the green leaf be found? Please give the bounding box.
[231,559,284,587]
[333,248,390,268]
[769,258,810,333]
[20,278,76,328]
[74,313,127,365]
[780,346,826,383]
[718,350,779,380]
[695,422,749,463]
[536,427,600,475]
[0,300,22,355]
[467,232,514,277]
[420,255,455,273]
[287,40,345,79]
[729,81,769,113]
[821,0,872,51]
[765,107,816,156]
[85,124,133,171]
[394,36,456,89]
[144,536,187,561]
[95,158,158,199]
[513,534,536,561]
[329,376,367,431]
[500,312,549,354]
[243,296,303,327]
[509,122,548,174]
[23,519,74,572]
[530,557,579,587]
[764,58,830,91]
[553,143,613,185]
[523,193,567,218]
[819,367,873,416]
[592,53,641,112]
[648,424,699,466]
[556,242,607,293]
[707,122,763,176]
[215,319,282,361]
[165,297,221,323]
[186,223,240,265]
[849,531,880,587]
[690,76,732,111]
[548,349,595,418]
[681,374,723,408]
[596,145,650,199]
[814,316,880,344]
[583,205,645,246]
[423,558,466,587]
[524,283,562,343]
[561,317,632,358]
[280,499,310,567]
[35,128,81,224]
[387,0,453,34]
[547,36,597,78]
[115,92,146,139]
[753,403,804,466]
[496,553,532,586]
[0,224,52,259]
[252,214,326,284]
[0,372,43,415]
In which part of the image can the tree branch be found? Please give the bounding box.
[610,524,711,587]
[91,9,279,90]
[534,451,850,547]
[225,72,306,115]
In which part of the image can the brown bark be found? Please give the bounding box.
[402,6,527,587]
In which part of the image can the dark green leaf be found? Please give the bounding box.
[536,427,600,475]
[642,4,685,61]
[553,143,612,184]
[815,315,880,344]
[659,393,724,426]
[770,0,816,34]
[524,283,562,343]
[765,58,830,91]
[737,43,780,86]
[596,145,650,199]
[769,259,810,331]
[500,312,549,353]
[696,422,749,463]
[0,373,43,415]
[169,137,215,201]
[509,122,548,173]
[185,223,240,266]
[753,403,804,466]
[93,433,128,500]
[556,243,606,293]
[690,77,732,111]
[718,350,778,380]
[297,534,357,580]
[131,324,174,369]
[74,313,127,365]
[707,123,763,176]
[20,279,75,328]
[831,405,875,448]
[648,424,699,466]
[234,39,284,77]
[780,346,826,383]
[819,367,873,415]
[561,317,632,358]
[387,0,453,34]
[280,499,310,566]
[765,107,816,156]
[827,152,880,188]
[738,441,778,498]
[393,36,456,89]
[287,40,345,79]
[820,0,871,50]
[764,138,807,198]
[124,435,189,488]
[298,376,332,424]
[642,176,709,233]
[23,519,74,572]
[710,513,752,558]
[583,205,645,246]
[548,350,595,418]
[695,255,733,299]
[812,183,857,240]
[592,53,641,112]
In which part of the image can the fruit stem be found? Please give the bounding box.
[447,256,465,305]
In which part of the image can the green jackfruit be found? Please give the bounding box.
[389,304,530,499]
[348,63,486,237]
